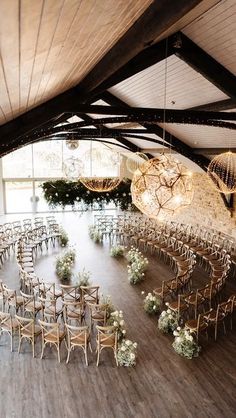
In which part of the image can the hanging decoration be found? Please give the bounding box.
[41,178,134,211]
[80,142,122,192]
[126,152,149,174]
[79,177,121,192]
[207,151,236,194]
[131,154,193,220]
[66,138,79,150]
[63,156,84,180]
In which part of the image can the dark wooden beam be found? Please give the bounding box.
[76,0,203,100]
[74,113,139,153]
[173,32,236,101]
[100,92,210,170]
[189,98,236,112]
[87,38,174,101]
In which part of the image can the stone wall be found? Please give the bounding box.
[171,173,236,239]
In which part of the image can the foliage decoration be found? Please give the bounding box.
[41,179,135,211]
[172,327,201,359]
[55,248,76,280]
[107,310,126,341]
[74,268,91,287]
[110,245,125,257]
[117,339,137,367]
[142,291,161,315]
[126,246,149,284]
[158,307,179,334]
[88,225,102,243]
[59,227,69,247]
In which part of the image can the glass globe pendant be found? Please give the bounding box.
[207,151,236,194]
[131,154,193,220]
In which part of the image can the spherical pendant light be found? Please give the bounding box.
[80,177,121,192]
[66,139,79,150]
[126,152,149,173]
[207,151,236,194]
[63,157,84,180]
[131,154,193,220]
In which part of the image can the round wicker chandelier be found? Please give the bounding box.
[207,151,236,194]
[80,143,122,192]
[126,152,149,173]
[66,138,79,150]
[131,154,193,220]
[79,177,121,192]
[63,156,84,180]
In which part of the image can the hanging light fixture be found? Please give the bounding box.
[63,156,84,180]
[126,152,149,173]
[130,38,193,219]
[131,154,193,219]
[66,132,79,150]
[207,151,236,194]
[79,141,122,192]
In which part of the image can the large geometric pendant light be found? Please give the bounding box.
[131,154,193,220]
[207,151,236,194]
[131,39,193,219]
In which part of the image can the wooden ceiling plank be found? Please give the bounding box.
[0,0,20,119]
[76,0,205,100]
[173,32,236,101]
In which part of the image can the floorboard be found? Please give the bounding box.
[0,211,235,418]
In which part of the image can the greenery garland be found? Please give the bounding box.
[41,179,135,211]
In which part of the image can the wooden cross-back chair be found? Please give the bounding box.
[96,325,118,366]
[39,320,65,363]
[65,324,92,365]
[15,314,41,358]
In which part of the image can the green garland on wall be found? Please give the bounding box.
[41,179,136,211]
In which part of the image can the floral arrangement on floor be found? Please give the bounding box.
[75,268,91,287]
[117,339,137,367]
[41,179,138,211]
[142,291,161,315]
[110,245,125,257]
[126,246,149,284]
[55,248,76,280]
[100,294,115,318]
[107,310,126,340]
[88,225,102,243]
[172,327,201,359]
[158,305,179,334]
[59,227,69,247]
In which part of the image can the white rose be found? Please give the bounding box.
[122,330,126,335]
[120,320,124,326]
[113,321,118,326]
[141,291,145,295]
[121,346,126,352]
[175,337,181,343]
[167,309,171,314]
[153,305,156,310]
[130,353,135,360]
[173,330,179,336]
[177,326,181,331]
[125,340,132,346]
[133,342,137,348]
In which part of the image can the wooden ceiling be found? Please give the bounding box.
[0,0,236,177]
[0,0,152,123]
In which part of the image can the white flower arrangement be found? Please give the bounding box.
[107,310,126,340]
[117,339,137,367]
[158,304,179,333]
[75,268,91,287]
[59,227,69,247]
[100,294,115,318]
[172,328,201,359]
[126,246,149,284]
[143,292,161,315]
[110,245,124,257]
[55,248,76,280]
[88,225,102,243]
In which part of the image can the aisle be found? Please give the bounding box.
[0,211,235,418]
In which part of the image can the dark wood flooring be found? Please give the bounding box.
[0,211,235,418]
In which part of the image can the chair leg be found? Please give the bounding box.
[66,348,71,364]
[40,342,45,359]
[85,347,88,366]
[57,345,61,363]
[96,348,100,366]
[18,337,22,354]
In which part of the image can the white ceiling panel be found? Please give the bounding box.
[160,123,236,148]
[109,55,228,110]
[183,0,236,75]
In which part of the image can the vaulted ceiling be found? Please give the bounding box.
[0,0,236,175]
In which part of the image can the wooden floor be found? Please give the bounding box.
[0,211,236,418]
